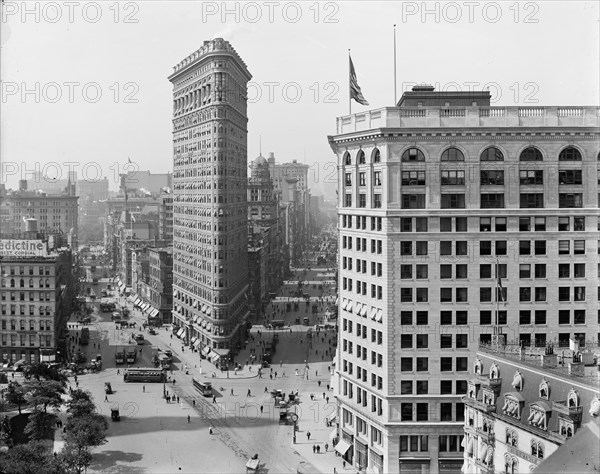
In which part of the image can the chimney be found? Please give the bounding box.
[19,180,28,191]
[268,152,275,166]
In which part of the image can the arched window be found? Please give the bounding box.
[530,440,538,457]
[10,279,15,288]
[372,148,381,163]
[28,279,33,288]
[490,363,500,380]
[343,152,351,165]
[537,443,544,459]
[401,148,425,162]
[474,358,483,375]
[480,147,504,161]
[539,379,549,399]
[567,388,580,407]
[357,150,366,164]
[512,371,523,391]
[519,147,543,161]
[559,147,582,161]
[441,147,465,162]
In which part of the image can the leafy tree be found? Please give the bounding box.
[66,390,95,418]
[5,382,27,414]
[22,363,67,386]
[58,444,92,474]
[64,414,107,474]
[24,409,54,441]
[24,380,65,414]
[0,440,64,474]
[0,415,12,447]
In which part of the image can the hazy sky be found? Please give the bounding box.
[1,1,598,193]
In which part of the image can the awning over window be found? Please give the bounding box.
[329,429,338,441]
[202,346,211,355]
[201,304,207,313]
[206,307,212,315]
[202,320,207,328]
[133,297,141,306]
[150,308,159,317]
[346,301,353,313]
[360,305,368,317]
[177,328,185,338]
[485,448,493,464]
[190,337,197,344]
[341,298,347,310]
[467,437,474,455]
[335,439,352,456]
[193,339,201,348]
[370,308,377,320]
[376,309,383,322]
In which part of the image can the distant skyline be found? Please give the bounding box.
[1,1,598,193]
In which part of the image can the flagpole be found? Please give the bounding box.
[393,24,397,105]
[348,49,352,115]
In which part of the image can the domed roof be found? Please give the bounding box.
[253,154,268,166]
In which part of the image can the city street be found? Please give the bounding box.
[66,259,346,474]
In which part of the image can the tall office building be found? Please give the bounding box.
[327,86,600,474]
[168,38,252,367]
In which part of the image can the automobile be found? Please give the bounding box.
[148,328,157,335]
[101,290,108,298]
[105,382,113,394]
[111,312,122,321]
[111,407,120,421]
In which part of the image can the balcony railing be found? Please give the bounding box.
[334,106,600,134]
[552,400,583,419]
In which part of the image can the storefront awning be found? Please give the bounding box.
[335,439,352,456]
[329,429,338,441]
[203,346,211,355]
[133,297,141,306]
[177,328,185,338]
[326,411,337,422]
[201,304,207,313]
[190,337,197,344]
[151,308,159,317]
[206,307,212,315]
[193,339,201,348]
[193,315,199,323]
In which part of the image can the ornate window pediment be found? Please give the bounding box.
[512,370,524,391]
[483,388,495,406]
[503,392,524,419]
[490,362,500,380]
[474,357,483,375]
[539,379,550,400]
[528,402,551,430]
[505,428,518,447]
[567,388,580,408]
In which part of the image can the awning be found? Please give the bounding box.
[201,304,207,313]
[150,308,159,317]
[370,308,377,320]
[360,305,368,317]
[467,437,474,455]
[335,439,352,456]
[329,429,338,441]
[506,392,526,402]
[479,442,488,460]
[206,324,212,332]
[133,297,141,306]
[213,348,230,356]
[203,346,211,355]
[485,448,493,464]
[193,340,201,348]
[326,412,337,422]
[347,301,353,312]
[532,401,552,412]
[376,309,383,322]
[177,328,185,337]
[202,320,207,328]
[341,298,348,310]
[206,307,212,315]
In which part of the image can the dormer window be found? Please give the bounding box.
[528,402,551,430]
[512,370,523,391]
[467,381,479,399]
[559,418,575,438]
[474,357,483,375]
[490,363,500,380]
[539,379,550,400]
[503,393,524,419]
[567,388,580,408]
[483,389,495,406]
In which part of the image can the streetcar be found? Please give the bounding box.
[192,377,213,396]
[123,368,167,383]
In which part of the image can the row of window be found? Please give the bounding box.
[398,402,465,423]
[341,380,383,416]
[398,215,591,232]
[341,279,383,300]
[395,239,588,256]
[0,266,52,276]
[397,263,588,280]
[390,193,585,209]
[0,279,54,288]
[343,146,589,165]
[1,334,53,347]
[0,292,54,302]
[1,306,55,316]
[1,319,53,331]
[340,215,383,231]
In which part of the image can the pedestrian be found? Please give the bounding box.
[117,369,120,375]
[343,461,346,469]
[231,388,235,396]
[325,442,329,452]
[315,370,318,377]
[318,380,321,387]
[307,431,311,440]
[327,384,330,391]
[312,444,316,454]
[212,395,216,403]
[192,399,196,406]
[187,414,190,423]
[323,392,326,399]
[142,385,145,393]
[177,396,180,403]
[104,395,108,402]
[247,389,251,397]
[264,386,268,393]
[317,445,321,454]
[173,379,176,386]
[270,374,273,380]
[260,405,264,414]
[274,371,278,378]
[280,360,283,367]
[326,396,329,403]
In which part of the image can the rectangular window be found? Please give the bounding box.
[574,240,585,254]
[440,288,453,303]
[480,217,492,232]
[401,403,413,421]
[440,357,453,372]
[574,217,585,231]
[416,334,428,348]
[559,217,570,231]
[416,311,428,325]
[456,217,467,232]
[520,264,531,278]
[496,217,507,231]
[534,241,546,255]
[401,358,413,372]
[480,170,504,185]
[441,170,465,185]
[481,193,505,208]
[401,194,425,209]
[416,265,428,279]
[535,310,546,325]
[401,171,426,186]
[416,357,428,371]
[480,241,492,256]
[559,170,583,185]
[520,170,543,184]
[415,217,428,232]
[401,381,413,395]
[480,264,492,279]
[441,403,453,421]
[520,193,544,208]
[441,194,465,209]
[440,264,452,279]
[456,334,468,348]
[520,310,531,325]
[574,263,585,278]
[558,310,570,325]
[574,310,585,325]
[416,403,428,421]
[559,193,583,208]
[359,194,366,208]
[416,381,428,395]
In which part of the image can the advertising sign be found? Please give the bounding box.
[0,240,48,257]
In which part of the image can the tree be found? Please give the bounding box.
[5,382,27,414]
[24,409,54,441]
[22,363,68,386]
[0,440,63,474]
[64,414,107,474]
[66,390,95,419]
[24,380,65,414]
[0,415,12,447]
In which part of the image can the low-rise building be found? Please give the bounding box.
[462,342,600,474]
